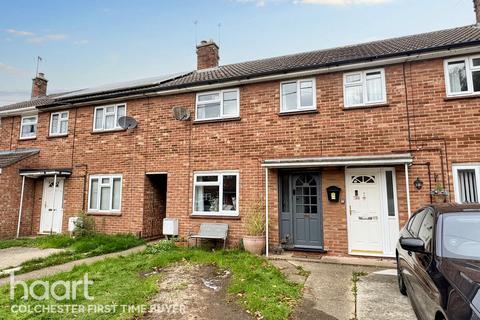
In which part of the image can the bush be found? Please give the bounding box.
[73,212,96,237]
[145,240,176,254]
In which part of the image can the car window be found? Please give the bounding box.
[418,209,434,251]
[408,209,427,236]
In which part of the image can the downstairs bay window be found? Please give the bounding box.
[193,171,239,216]
[88,175,122,213]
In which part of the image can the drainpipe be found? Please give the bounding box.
[16,176,26,238]
[50,174,58,234]
[404,164,412,218]
[265,167,269,257]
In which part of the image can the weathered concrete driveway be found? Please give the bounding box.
[271,259,416,320]
[0,247,65,271]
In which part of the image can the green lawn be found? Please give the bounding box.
[0,234,145,275]
[0,245,302,320]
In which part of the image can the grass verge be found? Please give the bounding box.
[0,234,145,275]
[0,246,302,320]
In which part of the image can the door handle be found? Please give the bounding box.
[349,205,352,216]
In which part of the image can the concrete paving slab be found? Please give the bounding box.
[269,253,396,268]
[289,261,377,320]
[0,247,65,270]
[357,271,416,320]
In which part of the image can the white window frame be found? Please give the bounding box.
[19,114,38,139]
[279,78,316,113]
[87,174,123,213]
[195,89,240,121]
[93,103,127,132]
[444,55,480,97]
[452,164,480,203]
[192,171,239,216]
[343,68,387,108]
[49,111,69,136]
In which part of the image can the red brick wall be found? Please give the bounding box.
[0,56,479,255]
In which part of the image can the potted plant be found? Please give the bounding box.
[431,183,449,203]
[243,202,266,255]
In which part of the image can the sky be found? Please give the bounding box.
[0,0,476,106]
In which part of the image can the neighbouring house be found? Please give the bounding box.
[2,3,480,257]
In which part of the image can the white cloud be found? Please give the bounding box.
[0,63,26,77]
[5,28,35,37]
[73,39,89,46]
[26,34,68,44]
[297,0,391,5]
[235,0,392,5]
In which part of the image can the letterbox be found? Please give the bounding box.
[326,186,341,202]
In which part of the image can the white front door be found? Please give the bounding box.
[40,177,65,234]
[346,168,399,257]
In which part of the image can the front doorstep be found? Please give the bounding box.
[288,247,328,253]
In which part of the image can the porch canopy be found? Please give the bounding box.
[261,153,413,168]
[16,168,72,238]
[261,153,413,257]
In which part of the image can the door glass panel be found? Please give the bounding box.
[281,175,290,212]
[385,171,395,216]
[295,174,318,215]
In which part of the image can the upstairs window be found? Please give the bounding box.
[445,56,480,97]
[93,104,126,131]
[20,115,38,139]
[196,89,239,121]
[49,111,69,136]
[280,79,316,112]
[343,69,386,108]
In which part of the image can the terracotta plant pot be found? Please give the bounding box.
[243,236,266,255]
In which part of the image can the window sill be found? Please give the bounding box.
[18,137,37,141]
[444,94,480,101]
[47,134,68,139]
[190,214,241,220]
[87,212,122,216]
[193,117,241,124]
[91,128,126,134]
[343,103,389,111]
[278,109,318,116]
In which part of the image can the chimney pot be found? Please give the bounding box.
[31,73,48,98]
[474,0,480,24]
[196,39,219,70]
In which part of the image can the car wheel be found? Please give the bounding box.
[397,257,407,296]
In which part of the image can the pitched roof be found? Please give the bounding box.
[158,25,480,89]
[0,93,66,113]
[5,24,480,108]
[0,149,39,168]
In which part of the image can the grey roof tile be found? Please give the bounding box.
[0,149,39,168]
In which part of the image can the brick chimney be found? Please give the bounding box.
[31,72,48,98]
[196,40,219,70]
[475,0,480,24]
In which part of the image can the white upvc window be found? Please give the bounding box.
[192,171,239,216]
[49,111,69,136]
[445,55,480,97]
[88,175,123,213]
[195,89,239,121]
[280,78,316,113]
[343,69,386,108]
[93,104,126,131]
[20,115,38,139]
[453,164,480,203]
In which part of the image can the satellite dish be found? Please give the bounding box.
[118,116,138,129]
[172,106,191,121]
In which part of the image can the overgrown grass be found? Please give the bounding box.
[0,247,302,320]
[0,234,145,275]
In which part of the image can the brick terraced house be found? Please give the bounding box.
[2,3,480,257]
